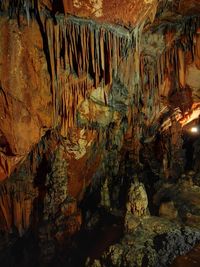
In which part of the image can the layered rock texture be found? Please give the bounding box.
[0,1,200,267]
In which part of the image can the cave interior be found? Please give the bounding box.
[1,0,200,267]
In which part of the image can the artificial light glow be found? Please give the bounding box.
[191,127,198,133]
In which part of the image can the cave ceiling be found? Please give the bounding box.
[0,0,199,183]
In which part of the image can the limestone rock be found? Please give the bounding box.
[92,217,200,267]
[159,201,178,220]
[86,259,102,267]
[125,182,148,232]
[0,17,52,181]
[100,178,111,209]
[126,182,148,217]
[63,0,158,27]
[0,166,37,235]
[124,214,141,232]
[154,180,200,227]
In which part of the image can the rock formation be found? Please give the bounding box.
[0,1,200,267]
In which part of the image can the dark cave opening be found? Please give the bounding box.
[183,133,195,171]
[52,0,64,14]
[183,122,200,172]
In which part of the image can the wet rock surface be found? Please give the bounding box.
[0,1,200,267]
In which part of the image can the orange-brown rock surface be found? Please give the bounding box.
[0,0,199,235]
[63,0,158,26]
[0,1,200,266]
[0,4,200,184]
[178,0,200,15]
[0,17,52,181]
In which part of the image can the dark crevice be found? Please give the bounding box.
[34,0,52,80]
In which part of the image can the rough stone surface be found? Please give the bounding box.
[86,217,200,267]
[63,0,158,26]
[0,1,200,267]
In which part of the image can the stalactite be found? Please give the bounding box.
[40,15,157,136]
[69,44,73,72]
[90,29,95,74]
[0,0,34,19]
[82,26,86,72]
[174,46,179,86]
[178,47,185,88]
[0,182,37,235]
[24,0,30,26]
[113,34,117,78]
[45,18,56,125]
[138,16,200,137]
[54,24,60,78]
[100,29,105,71]
[0,186,12,231]
[108,31,112,84]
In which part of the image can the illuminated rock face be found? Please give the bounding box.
[0,0,200,183]
[0,1,200,266]
[0,17,52,181]
[62,0,158,26]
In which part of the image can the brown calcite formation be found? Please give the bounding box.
[62,0,158,26]
[40,0,53,10]
[0,17,52,181]
[178,0,200,16]
[64,128,100,200]
[0,0,199,185]
[0,154,25,183]
[1,1,200,266]
[0,0,199,228]
[0,173,38,235]
[186,31,200,97]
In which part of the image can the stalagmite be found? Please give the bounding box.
[2,3,200,267]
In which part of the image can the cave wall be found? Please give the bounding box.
[0,0,200,265]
